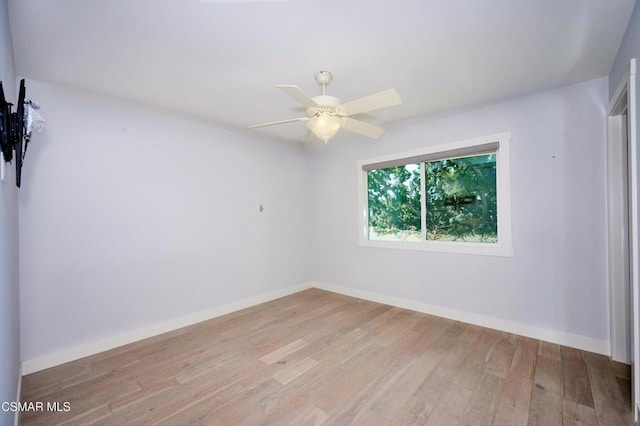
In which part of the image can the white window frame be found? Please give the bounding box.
[357,131,513,257]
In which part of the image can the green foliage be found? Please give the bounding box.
[367,164,421,236]
[425,154,497,242]
[366,153,498,243]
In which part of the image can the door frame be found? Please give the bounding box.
[607,57,638,420]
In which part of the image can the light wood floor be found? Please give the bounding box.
[20,288,636,425]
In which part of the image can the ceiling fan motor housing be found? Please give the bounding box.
[307,95,343,118]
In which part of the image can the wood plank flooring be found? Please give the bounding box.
[20,288,636,425]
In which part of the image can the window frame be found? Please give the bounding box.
[357,132,513,257]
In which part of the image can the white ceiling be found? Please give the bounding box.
[7,0,637,143]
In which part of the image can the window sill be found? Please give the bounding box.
[358,238,514,257]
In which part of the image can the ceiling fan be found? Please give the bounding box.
[250,71,402,143]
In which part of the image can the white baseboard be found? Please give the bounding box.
[22,280,610,375]
[22,282,313,375]
[310,281,610,356]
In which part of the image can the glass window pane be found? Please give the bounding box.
[367,164,421,242]
[425,153,497,243]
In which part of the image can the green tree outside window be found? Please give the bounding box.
[367,153,497,243]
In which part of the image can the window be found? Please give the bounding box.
[358,132,512,256]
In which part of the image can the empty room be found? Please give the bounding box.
[1,0,640,425]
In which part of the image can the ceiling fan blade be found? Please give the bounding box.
[341,88,401,116]
[276,85,318,108]
[341,118,386,139]
[249,117,309,128]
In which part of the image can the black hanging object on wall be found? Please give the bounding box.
[14,80,25,187]
[0,79,37,188]
[0,82,12,162]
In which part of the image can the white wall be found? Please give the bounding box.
[0,0,20,424]
[311,77,609,350]
[19,81,312,365]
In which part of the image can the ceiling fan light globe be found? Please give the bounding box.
[307,115,342,142]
